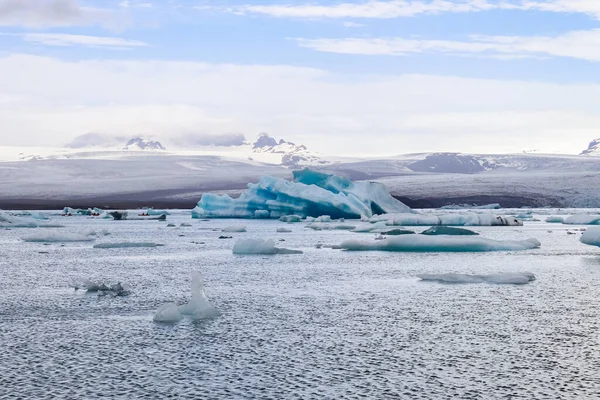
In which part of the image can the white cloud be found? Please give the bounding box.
[0,0,120,28]
[1,53,599,155]
[3,33,148,48]
[218,0,600,20]
[297,29,600,61]
[119,1,153,8]
[343,21,366,27]
[226,0,507,19]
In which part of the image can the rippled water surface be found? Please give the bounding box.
[1,210,600,399]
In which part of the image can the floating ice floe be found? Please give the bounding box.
[277,228,292,233]
[421,226,479,236]
[22,230,96,242]
[563,215,600,225]
[545,216,564,223]
[154,272,219,323]
[339,236,541,252]
[280,215,303,223]
[305,223,356,231]
[382,229,416,235]
[370,213,522,227]
[80,279,131,296]
[192,169,413,219]
[93,242,164,248]
[222,225,247,233]
[0,211,63,228]
[232,238,303,255]
[417,272,536,284]
[580,227,600,247]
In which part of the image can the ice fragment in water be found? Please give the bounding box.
[340,236,540,252]
[22,230,96,242]
[178,272,219,320]
[153,303,183,323]
[222,225,247,233]
[421,226,478,236]
[233,238,303,255]
[93,242,164,248]
[417,272,535,284]
[580,227,600,247]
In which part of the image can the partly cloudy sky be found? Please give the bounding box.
[1,0,600,155]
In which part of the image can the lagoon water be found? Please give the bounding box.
[1,209,600,399]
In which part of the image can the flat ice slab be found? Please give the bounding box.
[233,238,303,255]
[340,235,541,252]
[417,272,536,284]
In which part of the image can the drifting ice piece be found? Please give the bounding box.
[564,215,600,225]
[545,216,564,223]
[421,226,478,236]
[222,225,247,233]
[580,227,600,247]
[192,169,413,220]
[178,272,219,320]
[340,236,540,252]
[417,272,535,284]
[93,242,164,248]
[22,230,96,242]
[370,213,523,227]
[233,238,303,254]
[153,303,183,323]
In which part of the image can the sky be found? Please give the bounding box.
[1,0,600,156]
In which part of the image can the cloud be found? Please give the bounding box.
[296,29,600,61]
[176,133,247,147]
[119,1,152,8]
[0,0,119,28]
[224,0,506,19]
[343,21,365,28]
[1,53,600,155]
[3,33,148,48]
[216,0,600,20]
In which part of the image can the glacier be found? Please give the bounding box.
[192,169,413,220]
[339,236,541,252]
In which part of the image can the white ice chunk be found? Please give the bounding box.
[564,215,600,225]
[580,227,600,247]
[153,303,183,323]
[305,223,356,231]
[93,242,164,248]
[277,228,292,233]
[417,272,535,284]
[370,213,522,227]
[222,225,247,233]
[232,238,303,255]
[22,230,96,242]
[178,272,219,320]
[545,216,564,223]
[340,236,541,252]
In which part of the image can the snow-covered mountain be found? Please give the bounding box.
[123,137,166,151]
[580,138,600,156]
[250,133,327,167]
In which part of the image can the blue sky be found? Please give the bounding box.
[2,0,600,155]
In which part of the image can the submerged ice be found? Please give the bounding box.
[417,272,536,285]
[340,236,541,252]
[192,169,412,220]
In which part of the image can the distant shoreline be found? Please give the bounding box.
[0,193,548,210]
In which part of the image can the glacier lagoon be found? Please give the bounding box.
[1,209,600,398]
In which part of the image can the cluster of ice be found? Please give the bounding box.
[340,236,541,252]
[0,212,63,228]
[232,238,303,255]
[81,279,131,296]
[222,225,247,233]
[417,272,536,285]
[192,169,413,220]
[421,226,478,236]
[93,242,164,248]
[22,230,96,243]
[154,272,219,323]
[306,223,356,231]
[563,215,600,225]
[369,213,522,227]
[580,228,600,247]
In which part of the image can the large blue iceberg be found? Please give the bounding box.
[192,169,413,219]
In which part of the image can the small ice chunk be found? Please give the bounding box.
[580,227,600,247]
[178,272,219,320]
[222,225,247,233]
[22,230,96,242]
[417,272,535,284]
[254,210,270,218]
[277,228,292,233]
[564,215,600,225]
[545,216,564,223]
[93,242,164,248]
[153,303,183,323]
[382,229,415,236]
[232,238,303,255]
[340,236,541,252]
[180,223,192,227]
[280,215,302,223]
[305,223,356,231]
[421,226,478,236]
